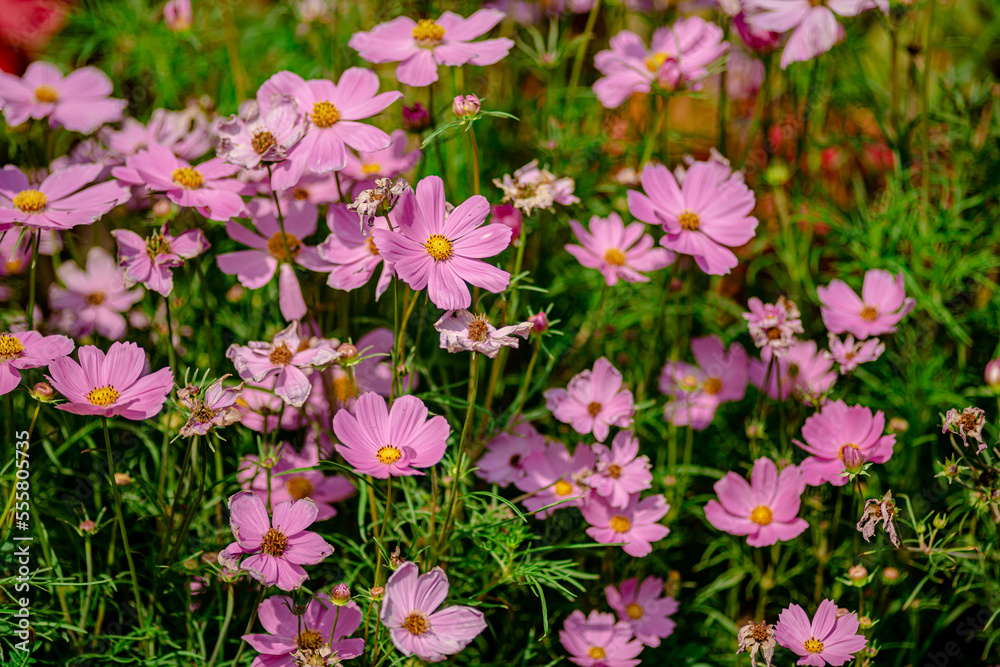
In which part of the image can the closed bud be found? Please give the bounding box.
[32,382,54,401]
[888,417,908,433]
[402,102,431,132]
[842,445,866,474]
[331,583,351,605]
[78,520,97,534]
[859,615,872,629]
[881,566,900,584]
[370,586,385,600]
[114,473,132,486]
[337,343,358,361]
[932,513,947,530]
[152,198,174,217]
[986,359,1000,388]
[848,564,868,584]
[452,94,481,118]
[528,311,550,334]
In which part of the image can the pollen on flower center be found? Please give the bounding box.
[588,647,607,659]
[362,163,382,176]
[34,85,59,103]
[609,515,631,533]
[286,476,314,500]
[608,464,622,479]
[403,610,430,635]
[751,621,770,641]
[804,637,824,653]
[252,129,277,155]
[645,52,669,72]
[703,377,723,394]
[13,189,48,214]
[554,479,573,496]
[750,505,773,525]
[678,209,700,231]
[468,314,490,342]
[603,248,626,266]
[293,188,310,200]
[171,167,204,189]
[333,375,357,402]
[366,236,380,256]
[267,232,302,261]
[86,385,120,406]
[377,445,402,465]
[860,305,878,321]
[296,629,325,650]
[269,342,294,366]
[839,443,860,461]
[146,233,173,260]
[192,405,216,423]
[412,19,445,47]
[424,234,453,261]
[310,100,341,128]
[625,603,644,620]
[260,527,289,556]
[86,292,106,306]
[587,401,602,416]
[0,334,25,360]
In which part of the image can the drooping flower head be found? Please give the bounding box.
[347,177,411,230]
[0,164,128,232]
[581,493,670,557]
[559,609,645,667]
[177,374,245,437]
[493,159,579,216]
[545,357,634,442]
[774,599,867,665]
[243,594,365,667]
[111,224,209,296]
[565,213,675,286]
[48,247,144,340]
[0,331,73,396]
[434,309,533,358]
[817,269,915,340]
[795,400,895,486]
[381,561,487,662]
[605,576,679,647]
[738,620,776,667]
[47,341,173,420]
[584,431,653,509]
[0,61,126,133]
[856,490,901,548]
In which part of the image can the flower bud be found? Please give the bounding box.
[152,198,174,218]
[848,564,868,584]
[163,0,193,31]
[859,616,873,629]
[78,520,97,534]
[888,417,909,433]
[491,204,522,245]
[337,343,358,361]
[528,311,550,334]
[402,102,431,132]
[932,513,947,530]
[733,13,781,53]
[331,583,351,605]
[370,586,385,600]
[881,566,900,585]
[31,382,54,401]
[452,94,481,118]
[114,473,132,486]
[985,358,1000,388]
[841,445,866,474]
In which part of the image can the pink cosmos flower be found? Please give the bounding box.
[559,610,645,667]
[319,203,394,299]
[743,296,804,353]
[244,595,365,667]
[794,400,895,486]
[565,213,675,286]
[177,375,245,438]
[584,431,652,509]
[726,48,767,101]
[217,198,331,322]
[703,457,808,547]
[605,576,679,647]
[519,441,596,518]
[581,493,670,557]
[238,376,303,433]
[220,491,333,591]
[0,331,73,395]
[332,391,449,478]
[227,321,341,408]
[593,18,728,108]
[775,599,867,666]
[0,61,126,133]
[373,176,512,310]
[381,560,487,662]
[163,0,193,30]
[491,203,522,245]
[349,9,514,87]
[217,93,305,169]
[240,442,354,521]
[49,247,144,340]
[825,334,884,373]
[47,341,172,420]
[256,69,403,190]
[544,357,634,442]
[476,421,548,487]
[746,0,886,69]
[750,340,837,404]
[493,160,579,215]
[102,106,214,163]
[0,164,128,232]
[111,224,209,296]
[817,269,915,339]
[434,309,533,358]
[660,336,748,430]
[123,143,244,221]
[628,161,758,275]
[341,129,422,188]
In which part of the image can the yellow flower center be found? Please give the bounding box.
[645,52,669,72]
[839,443,860,460]
[310,100,341,128]
[603,248,626,266]
[252,129,277,155]
[260,527,288,556]
[425,234,453,261]
[85,292,106,306]
[293,188,310,200]
[0,334,25,360]
[608,464,622,479]
[34,85,59,103]
[860,305,878,321]
[333,375,357,402]
[267,232,302,261]
[750,505,773,526]
[609,515,631,533]
[626,602,644,620]
[703,377,723,395]
[268,342,294,366]
[296,629,325,650]
[587,401,602,417]
[403,610,430,635]
[377,445,402,465]
[362,163,382,176]
[588,647,607,659]
[804,637,824,653]
[171,167,204,189]
[286,477,314,500]
[192,405,216,423]
[681,374,699,390]
[366,236,380,256]
[412,19,445,47]
[554,480,573,496]
[13,190,48,214]
[678,209,700,231]
[87,385,120,406]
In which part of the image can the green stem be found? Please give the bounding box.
[469,126,480,196]
[164,296,178,377]
[567,0,601,95]
[641,96,669,167]
[795,58,822,177]
[26,228,39,329]
[920,0,936,229]
[460,353,480,455]
[510,336,542,421]
[228,588,266,667]
[207,584,235,667]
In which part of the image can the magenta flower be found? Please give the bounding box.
[244,595,365,666]
[227,321,341,408]
[544,357,634,442]
[217,93,305,169]
[341,129,422,187]
[221,491,333,591]
[240,442,354,520]
[750,340,837,404]
[559,610,645,667]
[743,296,804,353]
[628,161,758,275]
[49,247,144,340]
[581,493,669,557]
[256,69,403,190]
[177,375,245,438]
[349,9,514,87]
[519,441,596,518]
[103,107,214,163]
[238,377,303,433]
[332,392,449,478]
[593,18,728,108]
[319,203,394,299]
[817,269,915,339]
[0,61,126,133]
[373,176,512,310]
[163,0,193,30]
[565,213,675,286]
[476,421,548,488]
[795,400,895,486]
[47,341,173,420]
[605,576,679,647]
[111,224,209,296]
[704,457,808,547]
[826,334,884,373]
[434,309,533,358]
[0,331,73,396]
[491,203,522,245]
[0,164,128,232]
[217,198,331,321]
[584,431,652,509]
[775,599,867,665]
[382,561,487,662]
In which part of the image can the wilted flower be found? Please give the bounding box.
[347,177,410,229]
[737,620,775,667]
[743,296,803,354]
[857,490,901,548]
[942,407,987,454]
[216,93,305,169]
[493,159,579,215]
[434,309,533,358]
[178,375,244,437]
